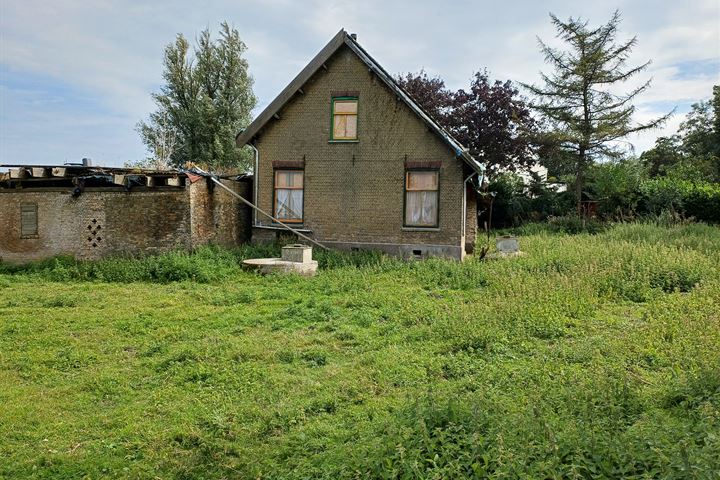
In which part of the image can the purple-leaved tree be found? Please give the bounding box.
[397,70,538,176]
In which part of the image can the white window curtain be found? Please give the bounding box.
[276,189,303,220]
[405,170,439,227]
[406,191,438,226]
[275,170,304,221]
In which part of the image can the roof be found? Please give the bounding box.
[0,164,179,175]
[0,164,250,188]
[235,29,484,174]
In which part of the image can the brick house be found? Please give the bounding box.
[236,30,484,260]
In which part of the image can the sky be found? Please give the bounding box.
[1,0,718,167]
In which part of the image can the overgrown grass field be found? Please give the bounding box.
[1,223,719,479]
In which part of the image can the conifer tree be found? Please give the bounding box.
[524,11,670,211]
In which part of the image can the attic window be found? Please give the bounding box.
[20,203,38,238]
[331,97,358,141]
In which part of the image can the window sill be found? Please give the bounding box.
[328,140,359,144]
[20,235,39,239]
[402,227,440,232]
[254,224,312,233]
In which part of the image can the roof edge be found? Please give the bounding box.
[236,29,347,146]
[235,30,484,173]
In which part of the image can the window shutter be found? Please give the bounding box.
[20,204,38,237]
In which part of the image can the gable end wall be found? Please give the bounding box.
[253,45,470,259]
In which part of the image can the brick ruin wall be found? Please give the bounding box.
[190,178,252,248]
[0,178,252,264]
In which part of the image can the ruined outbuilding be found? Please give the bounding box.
[0,165,251,264]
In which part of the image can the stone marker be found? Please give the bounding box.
[485,235,522,259]
[496,236,520,254]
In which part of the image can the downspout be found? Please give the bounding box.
[462,171,477,239]
[248,142,259,226]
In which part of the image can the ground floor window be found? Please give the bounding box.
[405,170,439,227]
[274,170,304,222]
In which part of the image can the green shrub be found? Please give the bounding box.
[547,214,607,234]
[350,387,717,479]
[587,159,648,218]
[484,173,574,227]
[314,248,387,269]
[640,177,720,222]
[503,214,607,236]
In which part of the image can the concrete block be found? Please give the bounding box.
[281,244,313,263]
[9,168,28,179]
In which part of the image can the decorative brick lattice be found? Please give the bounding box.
[86,219,103,248]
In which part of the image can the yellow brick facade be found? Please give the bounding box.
[253,45,477,259]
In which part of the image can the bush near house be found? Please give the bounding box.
[1,222,719,479]
[640,177,720,223]
[486,168,720,227]
[483,173,575,228]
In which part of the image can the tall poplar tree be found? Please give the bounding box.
[524,11,670,211]
[137,22,256,171]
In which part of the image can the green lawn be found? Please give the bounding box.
[1,223,719,479]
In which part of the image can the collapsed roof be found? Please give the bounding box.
[235,29,484,174]
[0,164,250,189]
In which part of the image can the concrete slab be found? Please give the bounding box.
[243,258,318,276]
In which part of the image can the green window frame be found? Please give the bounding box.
[331,97,358,141]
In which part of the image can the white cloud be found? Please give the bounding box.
[0,0,718,165]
